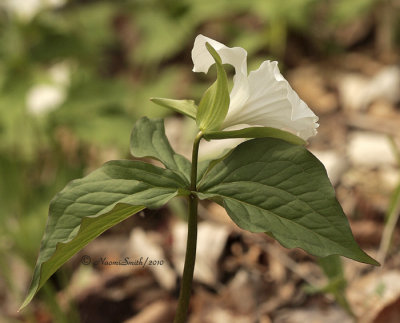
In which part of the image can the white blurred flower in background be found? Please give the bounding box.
[26,84,66,115]
[49,61,71,87]
[2,0,66,22]
[26,62,70,115]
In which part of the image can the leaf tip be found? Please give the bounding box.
[367,257,381,266]
[18,292,35,312]
[352,249,380,266]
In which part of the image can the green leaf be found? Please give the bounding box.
[197,150,235,184]
[197,138,379,265]
[20,160,189,310]
[130,117,191,184]
[318,255,345,280]
[317,255,354,316]
[150,97,197,119]
[196,43,230,132]
[203,127,306,145]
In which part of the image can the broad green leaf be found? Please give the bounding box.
[130,117,191,184]
[197,138,379,265]
[20,160,189,310]
[196,43,230,132]
[150,97,197,119]
[197,149,235,184]
[203,127,306,145]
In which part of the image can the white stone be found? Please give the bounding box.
[338,74,369,111]
[129,228,176,291]
[338,66,400,111]
[347,131,396,167]
[364,66,400,105]
[311,150,348,185]
[172,221,230,286]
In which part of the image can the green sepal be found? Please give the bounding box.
[196,43,230,132]
[203,127,306,145]
[150,97,197,119]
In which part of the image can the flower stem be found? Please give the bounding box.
[174,132,202,323]
[174,195,198,323]
[190,131,203,191]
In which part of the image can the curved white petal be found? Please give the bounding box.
[222,60,319,140]
[191,34,249,113]
[199,137,245,161]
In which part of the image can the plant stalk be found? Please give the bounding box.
[174,132,202,323]
[190,131,203,191]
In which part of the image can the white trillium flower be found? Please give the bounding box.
[49,61,71,86]
[26,62,71,116]
[26,84,66,115]
[3,0,66,23]
[192,34,319,141]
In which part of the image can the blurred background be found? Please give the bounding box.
[1,0,400,322]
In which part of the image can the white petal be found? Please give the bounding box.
[199,137,245,161]
[191,34,249,114]
[222,61,318,140]
[198,124,246,161]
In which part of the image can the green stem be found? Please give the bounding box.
[174,132,202,323]
[190,131,203,191]
[174,195,198,323]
